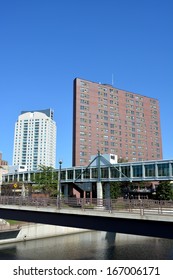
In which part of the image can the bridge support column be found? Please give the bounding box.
[105,232,116,243]
[21,184,25,197]
[104,182,111,211]
[104,182,110,198]
[63,184,68,199]
[97,181,103,206]
[63,184,69,198]
[83,191,86,199]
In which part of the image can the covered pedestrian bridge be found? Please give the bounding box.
[2,159,173,184]
[1,158,173,199]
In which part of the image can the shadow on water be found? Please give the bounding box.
[105,232,116,244]
[0,231,173,260]
[0,245,17,260]
[104,233,173,260]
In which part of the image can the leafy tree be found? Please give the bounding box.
[33,165,58,196]
[110,182,122,199]
[156,181,173,200]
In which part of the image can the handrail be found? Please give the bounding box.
[1,196,173,216]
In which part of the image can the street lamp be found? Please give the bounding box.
[13,169,18,198]
[58,160,63,209]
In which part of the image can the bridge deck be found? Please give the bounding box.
[1,197,173,239]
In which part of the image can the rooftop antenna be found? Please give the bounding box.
[112,73,114,86]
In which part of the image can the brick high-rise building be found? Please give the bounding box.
[72,78,162,166]
[0,152,8,166]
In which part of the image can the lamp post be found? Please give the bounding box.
[58,160,63,209]
[14,169,17,198]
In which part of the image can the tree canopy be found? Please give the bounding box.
[33,165,58,196]
[108,182,122,199]
[156,181,173,200]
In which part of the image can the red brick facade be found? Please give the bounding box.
[72,78,162,166]
[0,152,8,166]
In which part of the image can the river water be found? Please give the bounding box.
[0,231,173,260]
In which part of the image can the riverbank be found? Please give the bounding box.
[0,218,160,246]
[0,222,91,245]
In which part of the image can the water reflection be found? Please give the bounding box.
[0,231,173,260]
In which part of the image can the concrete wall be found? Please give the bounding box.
[0,224,90,245]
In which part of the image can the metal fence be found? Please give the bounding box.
[1,196,173,216]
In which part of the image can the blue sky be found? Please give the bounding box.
[0,0,173,168]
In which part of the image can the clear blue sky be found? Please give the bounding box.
[0,0,173,168]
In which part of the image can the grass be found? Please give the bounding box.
[6,220,27,225]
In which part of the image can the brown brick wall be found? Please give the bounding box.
[73,78,162,166]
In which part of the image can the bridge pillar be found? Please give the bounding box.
[96,150,103,206]
[63,184,69,198]
[97,182,103,199]
[96,181,103,206]
[21,184,26,197]
[104,182,111,210]
[104,182,110,198]
[105,232,116,243]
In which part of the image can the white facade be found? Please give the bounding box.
[8,165,27,173]
[13,109,56,171]
[90,153,118,166]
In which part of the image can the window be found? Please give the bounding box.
[133,165,142,177]
[145,164,155,177]
[121,166,130,178]
[101,167,109,178]
[157,163,169,177]
[110,167,120,178]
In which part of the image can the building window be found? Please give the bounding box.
[133,165,142,177]
[145,164,155,177]
[157,163,169,177]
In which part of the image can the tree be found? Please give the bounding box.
[156,181,173,200]
[110,182,122,199]
[33,165,58,196]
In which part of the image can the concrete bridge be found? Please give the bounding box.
[1,196,173,239]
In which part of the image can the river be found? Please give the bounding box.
[0,231,173,260]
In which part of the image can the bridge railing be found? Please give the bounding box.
[1,196,173,216]
[0,196,57,208]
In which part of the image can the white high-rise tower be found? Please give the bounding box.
[13,109,56,171]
